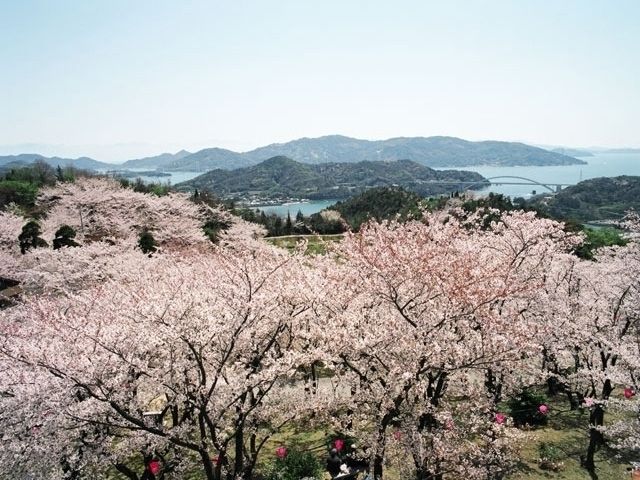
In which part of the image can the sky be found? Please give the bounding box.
[1,0,639,162]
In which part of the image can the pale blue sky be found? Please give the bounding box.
[1,0,638,161]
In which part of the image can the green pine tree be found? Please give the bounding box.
[138,229,158,255]
[53,225,80,250]
[18,220,48,254]
[285,212,293,235]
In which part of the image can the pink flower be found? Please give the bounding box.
[624,387,635,399]
[334,438,345,451]
[148,460,161,475]
[583,397,595,407]
[275,446,288,459]
[392,430,402,440]
[538,404,549,415]
[445,419,455,430]
[494,413,507,424]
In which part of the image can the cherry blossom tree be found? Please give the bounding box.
[0,242,324,480]
[318,210,578,479]
[543,239,640,473]
[37,177,218,248]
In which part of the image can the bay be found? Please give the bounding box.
[253,200,340,218]
[112,152,640,217]
[450,152,640,198]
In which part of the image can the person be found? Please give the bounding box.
[326,448,342,478]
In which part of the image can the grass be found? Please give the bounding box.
[106,407,633,480]
[508,395,632,480]
[266,234,344,255]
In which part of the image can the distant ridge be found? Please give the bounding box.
[176,156,489,199]
[0,154,113,170]
[2,135,589,172]
[166,135,587,171]
[120,150,191,169]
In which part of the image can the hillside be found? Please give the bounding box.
[166,147,255,171]
[531,175,640,222]
[120,150,191,169]
[176,156,488,200]
[331,187,424,230]
[166,135,585,171]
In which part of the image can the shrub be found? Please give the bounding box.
[53,225,80,250]
[138,229,158,254]
[264,449,322,480]
[507,389,549,427]
[202,216,232,243]
[18,220,48,254]
[0,180,38,209]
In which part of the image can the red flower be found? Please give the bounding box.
[148,460,161,475]
[334,438,345,451]
[393,430,402,440]
[624,387,635,399]
[494,413,507,425]
[276,446,288,459]
[212,455,220,466]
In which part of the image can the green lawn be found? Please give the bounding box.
[508,395,632,480]
[266,234,344,255]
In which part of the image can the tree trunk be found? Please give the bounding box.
[566,391,580,410]
[583,404,604,475]
[373,453,384,480]
[373,419,389,479]
[234,414,244,478]
[199,449,216,480]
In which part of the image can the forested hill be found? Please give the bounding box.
[531,176,640,221]
[176,156,488,199]
[165,135,585,171]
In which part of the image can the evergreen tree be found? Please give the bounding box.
[295,209,304,223]
[18,220,48,254]
[285,212,293,235]
[56,165,64,182]
[273,216,283,236]
[53,225,80,250]
[137,229,157,255]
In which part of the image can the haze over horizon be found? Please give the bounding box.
[1,0,639,162]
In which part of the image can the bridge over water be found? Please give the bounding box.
[418,176,575,193]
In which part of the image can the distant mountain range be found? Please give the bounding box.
[0,154,113,171]
[1,135,589,173]
[120,150,192,169]
[175,156,489,200]
[165,135,586,171]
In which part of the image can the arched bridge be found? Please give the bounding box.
[416,176,574,193]
[483,176,573,193]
